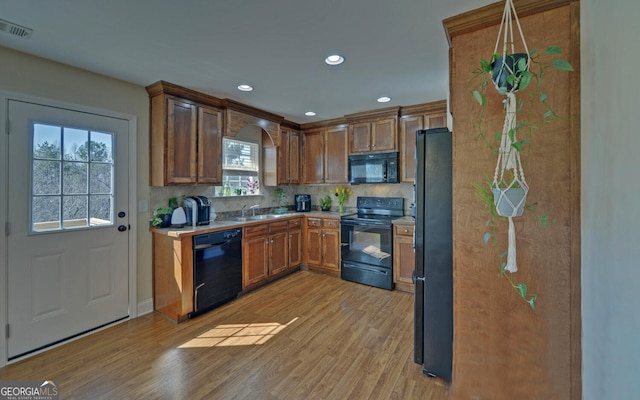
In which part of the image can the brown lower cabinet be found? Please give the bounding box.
[242,218,303,291]
[304,216,341,275]
[152,232,194,322]
[288,218,303,268]
[393,221,415,293]
[151,216,320,322]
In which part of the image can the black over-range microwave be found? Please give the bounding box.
[348,151,399,184]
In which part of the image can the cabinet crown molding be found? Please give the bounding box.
[442,0,577,45]
[345,106,401,123]
[145,80,224,108]
[400,100,447,117]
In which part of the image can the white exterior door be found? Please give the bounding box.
[6,100,130,359]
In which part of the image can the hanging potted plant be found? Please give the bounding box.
[468,0,573,309]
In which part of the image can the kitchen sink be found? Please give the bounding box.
[248,214,281,220]
[229,214,286,222]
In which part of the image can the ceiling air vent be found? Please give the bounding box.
[0,18,33,39]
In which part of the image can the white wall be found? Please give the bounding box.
[581,1,640,398]
[0,46,153,304]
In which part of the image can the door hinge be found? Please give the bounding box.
[5,324,9,339]
[5,222,10,236]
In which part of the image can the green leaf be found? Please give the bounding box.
[498,86,508,95]
[540,214,549,227]
[515,283,527,298]
[480,59,491,73]
[494,131,502,141]
[472,90,484,105]
[518,71,532,90]
[483,232,491,244]
[529,48,538,56]
[552,59,574,71]
[512,141,523,152]
[540,93,548,102]
[520,138,531,145]
[528,296,537,310]
[544,110,553,118]
[546,46,563,55]
[516,57,528,72]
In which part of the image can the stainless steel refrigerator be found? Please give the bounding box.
[413,127,453,381]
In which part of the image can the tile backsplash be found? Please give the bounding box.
[149,183,414,218]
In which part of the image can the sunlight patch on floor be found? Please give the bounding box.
[178,317,299,348]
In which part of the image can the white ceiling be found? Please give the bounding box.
[0,0,493,123]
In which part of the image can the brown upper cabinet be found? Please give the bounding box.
[148,81,447,187]
[146,81,286,187]
[301,122,348,184]
[399,101,447,183]
[147,81,224,186]
[277,127,301,185]
[346,107,400,154]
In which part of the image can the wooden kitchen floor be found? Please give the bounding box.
[0,270,448,400]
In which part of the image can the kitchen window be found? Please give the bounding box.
[218,137,260,196]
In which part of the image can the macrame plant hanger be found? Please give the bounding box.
[491,0,530,273]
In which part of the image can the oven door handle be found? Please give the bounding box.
[340,220,389,227]
[343,262,389,275]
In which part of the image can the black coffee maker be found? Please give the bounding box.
[294,194,311,212]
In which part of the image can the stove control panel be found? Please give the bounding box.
[356,196,404,212]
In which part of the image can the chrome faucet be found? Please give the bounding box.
[241,204,247,217]
[250,204,260,216]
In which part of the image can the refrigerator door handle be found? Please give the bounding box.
[412,270,425,284]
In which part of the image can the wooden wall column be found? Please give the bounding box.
[444,1,581,398]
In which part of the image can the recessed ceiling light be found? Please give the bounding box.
[324,54,345,66]
[377,96,392,103]
[237,84,253,92]
[305,111,316,116]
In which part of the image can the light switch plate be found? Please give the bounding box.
[138,199,148,212]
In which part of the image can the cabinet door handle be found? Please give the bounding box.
[404,229,409,233]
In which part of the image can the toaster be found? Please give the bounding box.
[183,196,211,226]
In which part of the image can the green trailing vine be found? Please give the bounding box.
[468,46,573,309]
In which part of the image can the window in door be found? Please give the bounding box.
[217,137,260,196]
[31,123,114,232]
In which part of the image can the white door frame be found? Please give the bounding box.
[0,91,138,367]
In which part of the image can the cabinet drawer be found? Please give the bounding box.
[323,219,340,229]
[289,218,303,229]
[269,220,289,234]
[244,224,269,238]
[307,217,323,227]
[394,224,414,237]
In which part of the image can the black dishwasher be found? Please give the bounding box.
[189,228,243,318]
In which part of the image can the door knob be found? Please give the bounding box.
[117,225,128,232]
[118,211,126,218]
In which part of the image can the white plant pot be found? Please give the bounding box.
[492,187,527,217]
[170,206,187,227]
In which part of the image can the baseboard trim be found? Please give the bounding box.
[136,298,154,316]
